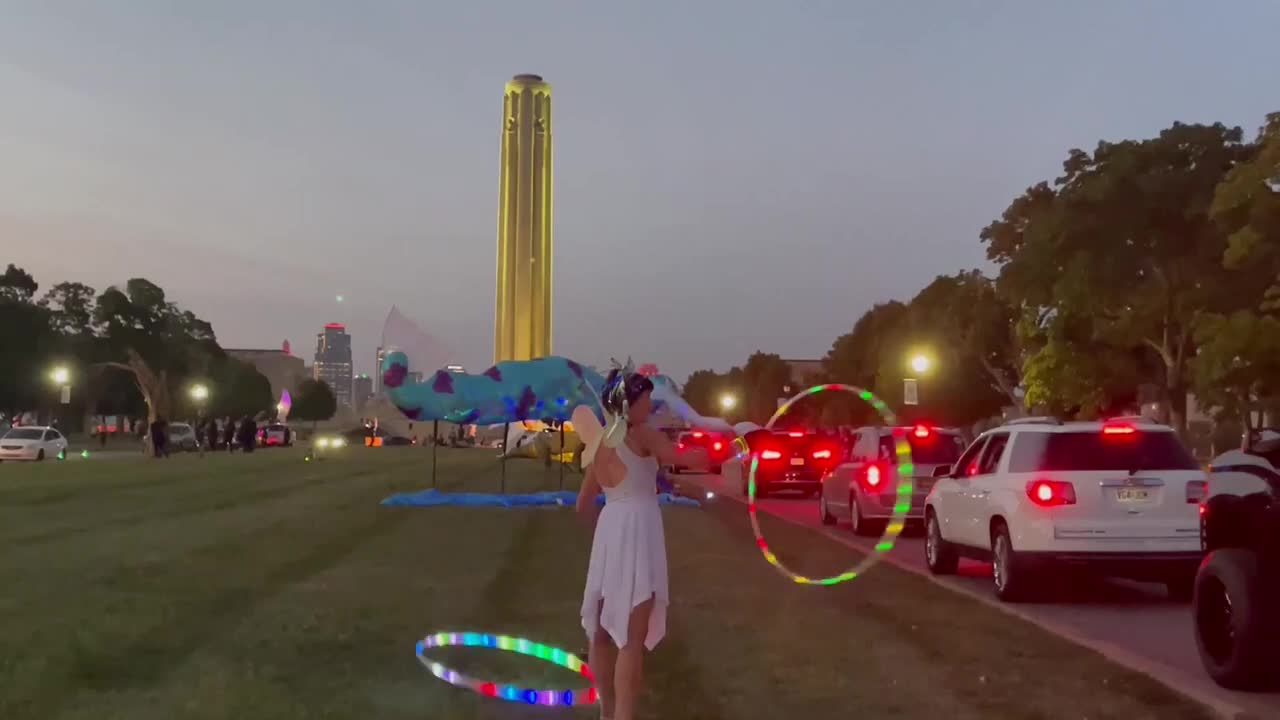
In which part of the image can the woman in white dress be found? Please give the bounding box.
[576,370,707,720]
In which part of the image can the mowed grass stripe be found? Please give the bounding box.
[3,465,418,719]
[692,494,1213,720]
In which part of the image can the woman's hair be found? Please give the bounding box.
[602,368,654,416]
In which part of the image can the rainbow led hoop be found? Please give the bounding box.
[414,631,597,707]
[747,383,914,585]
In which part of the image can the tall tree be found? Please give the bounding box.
[982,122,1254,433]
[94,279,220,422]
[741,352,792,424]
[0,265,54,420]
[291,379,337,427]
[681,369,721,418]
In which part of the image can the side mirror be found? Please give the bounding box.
[932,464,952,478]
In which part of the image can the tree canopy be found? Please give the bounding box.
[291,379,338,425]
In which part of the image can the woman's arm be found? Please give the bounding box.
[640,426,709,472]
[576,461,601,520]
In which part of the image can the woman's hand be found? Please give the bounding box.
[638,426,710,472]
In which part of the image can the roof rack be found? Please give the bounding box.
[1003,416,1063,426]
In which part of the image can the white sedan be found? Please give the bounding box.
[0,426,69,461]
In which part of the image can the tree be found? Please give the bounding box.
[207,359,274,420]
[741,352,792,424]
[41,282,97,338]
[292,379,337,427]
[0,265,55,421]
[94,279,220,422]
[982,122,1254,433]
[681,369,721,417]
[821,302,910,427]
[1193,112,1280,427]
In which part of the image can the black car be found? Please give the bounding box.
[1195,443,1280,690]
[725,429,840,498]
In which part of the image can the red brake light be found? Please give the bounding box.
[788,431,805,438]
[913,425,931,438]
[1026,480,1076,506]
[1186,480,1207,504]
[760,449,782,460]
[677,441,686,450]
[813,449,832,460]
[712,441,723,452]
[1102,424,1135,435]
[692,431,704,438]
[864,464,882,488]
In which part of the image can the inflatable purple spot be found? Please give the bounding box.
[566,359,584,379]
[514,385,538,420]
[483,366,503,382]
[431,370,454,394]
[383,362,408,389]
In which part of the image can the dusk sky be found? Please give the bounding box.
[3,1,1276,382]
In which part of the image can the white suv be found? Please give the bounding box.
[923,417,1206,601]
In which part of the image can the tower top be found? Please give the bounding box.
[511,73,543,83]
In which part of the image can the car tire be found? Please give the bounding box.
[1194,548,1280,690]
[36,449,45,461]
[819,494,836,526]
[991,521,1033,602]
[849,495,880,536]
[925,511,959,575]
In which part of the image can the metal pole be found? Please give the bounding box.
[559,421,565,490]
[432,420,439,489]
[501,421,509,494]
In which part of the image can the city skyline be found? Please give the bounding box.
[3,2,1277,382]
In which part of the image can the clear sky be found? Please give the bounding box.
[2,1,1276,382]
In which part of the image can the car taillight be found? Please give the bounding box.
[1026,480,1076,506]
[691,431,704,439]
[913,425,931,439]
[760,449,782,460]
[812,449,832,460]
[677,441,686,450]
[1102,423,1135,435]
[788,431,805,438]
[1186,480,1207,504]
[712,441,723,452]
[862,464,882,490]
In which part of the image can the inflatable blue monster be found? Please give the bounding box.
[380,351,736,432]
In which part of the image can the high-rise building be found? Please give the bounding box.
[353,374,374,414]
[313,323,353,408]
[374,346,387,394]
[494,73,553,363]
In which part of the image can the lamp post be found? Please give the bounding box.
[49,366,71,428]
[904,353,933,409]
[719,393,738,417]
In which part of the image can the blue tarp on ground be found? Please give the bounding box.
[380,488,701,509]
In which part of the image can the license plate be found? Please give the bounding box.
[1116,488,1150,502]
[790,458,805,466]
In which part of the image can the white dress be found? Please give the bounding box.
[580,442,668,651]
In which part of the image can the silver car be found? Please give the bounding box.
[818,425,966,535]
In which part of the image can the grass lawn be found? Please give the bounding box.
[0,448,1214,720]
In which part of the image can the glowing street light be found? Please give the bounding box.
[50,366,70,385]
[720,393,738,411]
[909,354,931,375]
[190,384,210,402]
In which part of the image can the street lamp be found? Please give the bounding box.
[190,384,210,402]
[909,354,931,375]
[904,353,934,408]
[719,393,738,412]
[50,366,70,385]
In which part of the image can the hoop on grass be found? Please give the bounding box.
[414,631,597,706]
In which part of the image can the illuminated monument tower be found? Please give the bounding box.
[493,73,553,363]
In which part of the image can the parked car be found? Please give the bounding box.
[0,426,68,461]
[1194,432,1280,690]
[819,424,966,535]
[259,423,292,447]
[169,422,197,451]
[722,428,841,498]
[671,430,733,474]
[924,417,1205,602]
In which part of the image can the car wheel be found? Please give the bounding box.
[991,521,1032,602]
[819,494,836,525]
[1194,548,1280,690]
[849,495,880,536]
[925,511,959,575]
[36,449,45,461]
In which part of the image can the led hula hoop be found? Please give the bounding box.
[415,631,597,706]
[747,384,914,585]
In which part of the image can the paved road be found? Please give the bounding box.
[682,472,1280,720]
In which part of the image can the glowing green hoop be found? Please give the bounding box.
[746,384,914,585]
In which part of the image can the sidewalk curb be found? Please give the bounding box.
[686,477,1257,720]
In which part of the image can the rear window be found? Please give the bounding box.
[878,433,965,464]
[4,428,45,440]
[1007,430,1199,473]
